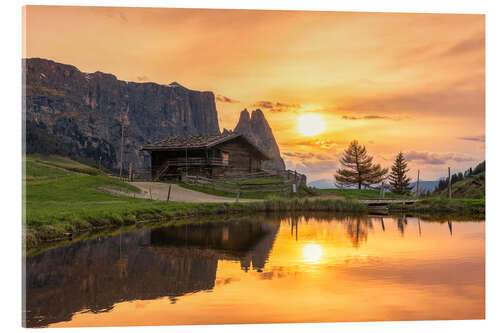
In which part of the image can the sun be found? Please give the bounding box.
[298,113,326,136]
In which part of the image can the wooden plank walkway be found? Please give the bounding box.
[359,198,419,205]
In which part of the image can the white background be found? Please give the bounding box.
[0,0,498,332]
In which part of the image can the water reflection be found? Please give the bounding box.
[25,219,279,327]
[24,214,485,327]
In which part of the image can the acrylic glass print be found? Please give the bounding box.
[22,6,485,328]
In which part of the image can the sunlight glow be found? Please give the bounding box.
[302,243,323,263]
[298,114,326,136]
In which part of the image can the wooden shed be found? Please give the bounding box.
[140,133,270,180]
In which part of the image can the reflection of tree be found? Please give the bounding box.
[448,221,453,236]
[396,215,408,236]
[344,217,373,248]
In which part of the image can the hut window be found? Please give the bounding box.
[222,152,229,165]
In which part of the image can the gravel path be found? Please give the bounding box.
[110,182,260,203]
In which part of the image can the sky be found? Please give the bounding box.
[24,6,485,182]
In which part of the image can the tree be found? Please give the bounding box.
[335,140,388,189]
[388,152,412,195]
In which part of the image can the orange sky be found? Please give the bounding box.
[24,6,485,181]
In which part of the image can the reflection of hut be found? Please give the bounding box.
[25,221,280,328]
[150,220,280,272]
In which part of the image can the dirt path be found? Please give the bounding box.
[107,182,260,203]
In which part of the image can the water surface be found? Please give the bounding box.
[24,214,485,327]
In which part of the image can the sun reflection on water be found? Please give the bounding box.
[302,243,323,263]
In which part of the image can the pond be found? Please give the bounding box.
[24,213,485,327]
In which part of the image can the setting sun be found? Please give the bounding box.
[298,114,326,136]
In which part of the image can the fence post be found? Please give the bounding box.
[167,184,172,202]
[416,169,420,199]
[128,162,133,182]
[149,185,152,200]
[236,183,240,202]
[448,167,452,199]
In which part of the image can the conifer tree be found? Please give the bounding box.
[388,152,412,195]
[335,140,388,189]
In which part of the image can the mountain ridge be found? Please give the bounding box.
[24,58,287,174]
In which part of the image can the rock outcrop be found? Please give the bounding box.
[234,109,286,171]
[24,58,220,171]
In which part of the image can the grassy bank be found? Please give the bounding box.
[24,156,367,248]
[388,198,485,216]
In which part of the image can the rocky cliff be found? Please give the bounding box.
[234,109,286,171]
[24,58,220,170]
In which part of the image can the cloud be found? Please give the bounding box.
[283,151,339,178]
[252,101,300,113]
[441,34,485,58]
[457,135,485,142]
[136,75,149,81]
[336,78,484,119]
[253,101,274,109]
[289,138,339,150]
[405,151,475,165]
[342,115,393,120]
[216,95,240,103]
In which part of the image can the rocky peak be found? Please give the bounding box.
[234,109,286,171]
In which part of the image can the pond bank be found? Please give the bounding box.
[25,197,367,248]
[388,198,485,216]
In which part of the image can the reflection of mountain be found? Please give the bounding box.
[25,220,280,327]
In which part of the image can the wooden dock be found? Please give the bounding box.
[359,198,419,206]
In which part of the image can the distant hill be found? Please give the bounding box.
[308,178,335,189]
[410,180,439,193]
[309,178,439,192]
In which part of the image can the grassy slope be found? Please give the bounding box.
[24,156,366,247]
[433,172,485,199]
[170,178,311,199]
[313,188,406,200]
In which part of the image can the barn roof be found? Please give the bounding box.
[140,132,271,160]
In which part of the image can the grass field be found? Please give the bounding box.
[313,188,407,200]
[388,198,485,216]
[24,156,366,247]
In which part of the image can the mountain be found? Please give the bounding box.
[24,58,220,171]
[234,109,286,171]
[309,178,440,192]
[308,179,335,189]
[410,180,440,193]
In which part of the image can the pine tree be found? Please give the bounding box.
[335,140,388,189]
[388,152,412,195]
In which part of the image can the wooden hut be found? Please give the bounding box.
[140,133,270,180]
